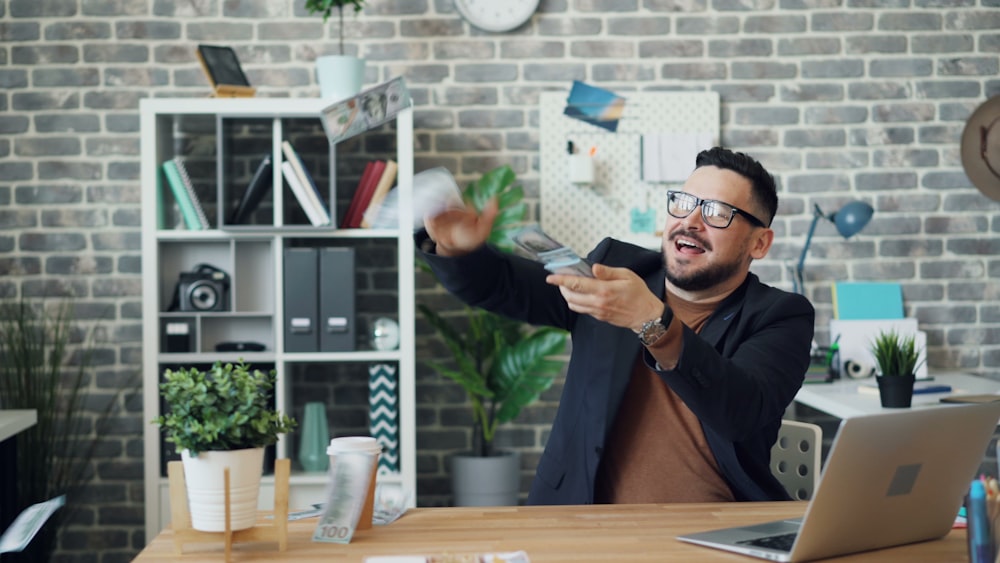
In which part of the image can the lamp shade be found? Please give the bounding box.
[831,201,874,238]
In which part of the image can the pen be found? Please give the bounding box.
[968,480,995,563]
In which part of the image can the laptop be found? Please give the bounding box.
[678,402,1000,562]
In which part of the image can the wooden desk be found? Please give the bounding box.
[134,502,968,562]
[794,371,1000,419]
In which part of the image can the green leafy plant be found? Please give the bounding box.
[0,298,124,562]
[304,0,367,55]
[154,361,296,456]
[419,165,568,457]
[870,330,923,377]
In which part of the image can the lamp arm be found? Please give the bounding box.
[794,204,825,294]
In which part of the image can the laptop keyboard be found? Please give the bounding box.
[737,532,797,552]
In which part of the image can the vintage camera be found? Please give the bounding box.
[170,264,230,312]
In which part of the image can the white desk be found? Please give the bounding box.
[794,372,1000,419]
[0,409,37,533]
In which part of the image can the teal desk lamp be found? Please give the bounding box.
[793,201,874,295]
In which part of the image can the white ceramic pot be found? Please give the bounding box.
[180,447,265,532]
[316,55,365,101]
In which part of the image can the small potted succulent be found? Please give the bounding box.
[153,361,296,531]
[304,0,368,100]
[870,330,923,408]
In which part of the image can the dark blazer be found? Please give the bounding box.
[418,234,816,504]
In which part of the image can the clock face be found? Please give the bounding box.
[453,0,541,33]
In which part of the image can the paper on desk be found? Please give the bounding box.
[0,495,64,553]
[365,551,530,563]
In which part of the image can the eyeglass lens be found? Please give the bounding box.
[668,192,735,228]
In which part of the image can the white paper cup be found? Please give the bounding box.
[327,437,381,530]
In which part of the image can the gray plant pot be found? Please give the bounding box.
[450,450,521,506]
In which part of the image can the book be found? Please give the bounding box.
[282,161,328,227]
[342,160,386,229]
[229,154,272,225]
[832,282,904,320]
[340,160,376,228]
[281,141,331,225]
[360,160,398,228]
[173,158,210,228]
[161,158,206,230]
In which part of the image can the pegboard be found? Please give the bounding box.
[539,91,719,254]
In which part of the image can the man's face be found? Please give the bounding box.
[661,165,771,293]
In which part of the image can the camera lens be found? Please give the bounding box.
[187,280,220,311]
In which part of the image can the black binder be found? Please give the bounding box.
[229,154,272,225]
[319,247,356,351]
[283,248,318,352]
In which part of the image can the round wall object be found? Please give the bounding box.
[453,0,540,32]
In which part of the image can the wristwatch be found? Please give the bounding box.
[637,307,673,346]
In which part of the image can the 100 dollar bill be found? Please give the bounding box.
[312,452,376,544]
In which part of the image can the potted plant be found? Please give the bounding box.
[305,0,367,100]
[870,330,923,408]
[153,361,296,532]
[419,165,569,506]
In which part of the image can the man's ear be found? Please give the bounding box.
[749,228,774,260]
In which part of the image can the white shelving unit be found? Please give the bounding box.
[139,97,415,542]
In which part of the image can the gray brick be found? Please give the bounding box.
[805,151,869,169]
[878,12,942,31]
[501,41,564,59]
[105,67,171,87]
[0,21,41,41]
[115,20,182,40]
[870,58,934,78]
[850,126,914,146]
[945,10,1000,31]
[644,0,708,10]
[777,37,840,56]
[401,18,465,37]
[571,40,634,58]
[434,41,496,60]
[576,0,639,11]
[856,171,917,191]
[732,61,797,80]
[14,185,82,205]
[38,161,102,181]
[918,124,962,144]
[11,92,80,111]
[713,83,775,102]
[457,110,524,128]
[41,209,109,229]
[639,39,703,58]
[0,257,42,276]
[735,106,799,125]
[786,85,846,104]
[10,0,76,16]
[19,232,87,252]
[16,137,81,157]
[744,14,806,33]
[948,238,1000,256]
[44,21,111,40]
[915,80,980,99]
[46,255,114,275]
[912,33,974,53]
[84,44,149,63]
[33,68,101,88]
[938,57,999,77]
[12,45,79,65]
[784,129,845,147]
[719,128,779,146]
[83,0,148,16]
[915,304,977,325]
[608,16,670,35]
[0,116,31,134]
[106,114,140,133]
[438,86,498,106]
[948,326,1000,345]
[537,18,603,36]
[801,59,864,79]
[35,114,101,133]
[880,239,943,258]
[92,231,140,251]
[872,148,938,167]
[676,15,739,35]
[923,171,975,190]
[524,62,584,81]
[848,0,909,6]
[811,12,873,32]
[871,103,935,123]
[786,173,851,193]
[845,35,906,54]
[592,63,656,82]
[187,21,254,41]
[852,260,915,280]
[435,132,503,151]
[0,162,32,180]
[709,39,772,58]
[0,70,29,89]
[848,81,911,100]
[661,62,726,80]
[84,91,144,111]
[455,63,518,82]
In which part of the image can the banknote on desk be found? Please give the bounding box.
[312,452,376,544]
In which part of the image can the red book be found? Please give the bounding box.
[340,161,376,228]
[343,160,386,228]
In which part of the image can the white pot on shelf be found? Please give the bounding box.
[180,447,265,532]
[316,55,365,101]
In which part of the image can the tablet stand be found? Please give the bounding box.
[166,458,289,560]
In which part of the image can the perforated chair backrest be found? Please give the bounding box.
[770,419,822,501]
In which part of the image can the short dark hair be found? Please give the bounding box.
[695,146,777,227]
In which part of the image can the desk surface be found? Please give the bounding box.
[134,502,967,562]
[0,409,36,442]
[794,372,1000,419]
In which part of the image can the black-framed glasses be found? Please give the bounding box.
[666,190,768,229]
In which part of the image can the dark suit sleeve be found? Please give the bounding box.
[415,229,576,331]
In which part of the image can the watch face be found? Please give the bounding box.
[453,0,540,33]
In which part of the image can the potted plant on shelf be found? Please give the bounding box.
[305,0,368,100]
[419,165,569,506]
[870,330,923,408]
[153,361,296,532]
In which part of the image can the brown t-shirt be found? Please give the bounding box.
[593,294,736,503]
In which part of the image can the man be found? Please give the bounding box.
[417,147,815,504]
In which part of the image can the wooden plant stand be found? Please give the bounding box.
[166,457,290,560]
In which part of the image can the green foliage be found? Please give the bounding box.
[0,298,124,562]
[154,361,296,456]
[304,0,367,55]
[870,330,923,377]
[420,165,567,457]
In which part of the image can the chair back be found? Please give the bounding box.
[771,419,822,500]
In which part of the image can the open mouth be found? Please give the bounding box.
[674,236,707,255]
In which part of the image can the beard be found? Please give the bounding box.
[662,231,748,292]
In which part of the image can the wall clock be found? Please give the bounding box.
[454,0,540,33]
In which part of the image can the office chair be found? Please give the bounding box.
[771,419,822,500]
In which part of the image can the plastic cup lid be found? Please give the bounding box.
[327,436,382,455]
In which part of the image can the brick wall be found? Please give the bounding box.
[2,0,1000,559]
